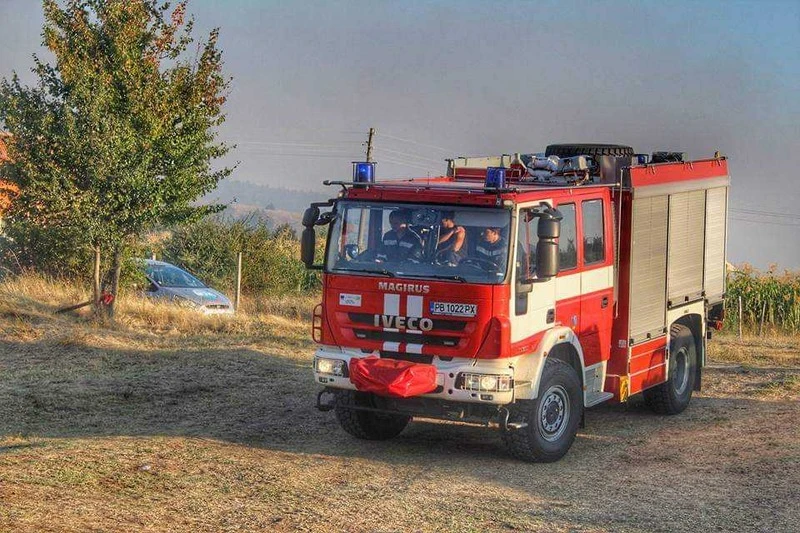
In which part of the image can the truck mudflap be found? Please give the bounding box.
[349,356,438,398]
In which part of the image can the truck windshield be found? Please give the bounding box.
[325,201,512,284]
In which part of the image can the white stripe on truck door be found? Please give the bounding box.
[407,295,423,317]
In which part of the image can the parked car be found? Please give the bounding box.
[140,259,234,314]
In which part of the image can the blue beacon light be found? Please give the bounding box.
[485,167,506,189]
[353,162,376,183]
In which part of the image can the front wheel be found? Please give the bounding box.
[334,390,410,440]
[644,324,697,414]
[502,359,583,463]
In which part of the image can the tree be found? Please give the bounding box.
[0,0,233,316]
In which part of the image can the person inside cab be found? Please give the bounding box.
[474,226,506,268]
[377,209,423,262]
[436,210,466,265]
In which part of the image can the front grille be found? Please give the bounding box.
[353,329,460,347]
[380,351,434,365]
[206,304,230,309]
[348,313,467,331]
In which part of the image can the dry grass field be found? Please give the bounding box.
[1,276,799,532]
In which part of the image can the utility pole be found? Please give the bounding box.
[358,127,375,250]
[365,127,375,162]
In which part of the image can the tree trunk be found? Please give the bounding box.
[93,246,101,309]
[108,247,123,319]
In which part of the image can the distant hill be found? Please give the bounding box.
[203,180,327,213]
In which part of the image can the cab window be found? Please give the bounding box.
[516,208,540,281]
[558,204,577,270]
[582,199,605,265]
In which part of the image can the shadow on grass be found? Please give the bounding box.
[0,336,794,460]
[2,336,798,531]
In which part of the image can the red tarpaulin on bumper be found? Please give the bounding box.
[349,356,438,398]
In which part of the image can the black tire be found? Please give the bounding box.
[502,359,583,463]
[545,143,634,159]
[334,390,410,440]
[644,324,697,415]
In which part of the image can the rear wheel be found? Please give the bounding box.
[334,390,410,440]
[502,359,583,463]
[644,324,697,414]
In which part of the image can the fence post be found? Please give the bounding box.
[758,300,767,337]
[235,251,242,312]
[738,296,743,340]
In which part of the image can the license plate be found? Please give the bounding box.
[430,302,477,317]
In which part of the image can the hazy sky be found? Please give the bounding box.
[1,0,799,268]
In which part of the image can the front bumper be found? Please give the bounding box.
[312,345,515,405]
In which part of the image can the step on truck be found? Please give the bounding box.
[301,143,729,462]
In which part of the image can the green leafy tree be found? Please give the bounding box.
[0,0,233,316]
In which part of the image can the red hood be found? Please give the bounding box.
[321,274,510,360]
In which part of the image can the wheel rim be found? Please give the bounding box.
[673,346,689,395]
[537,385,571,442]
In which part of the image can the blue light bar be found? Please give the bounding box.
[353,162,376,183]
[485,167,506,189]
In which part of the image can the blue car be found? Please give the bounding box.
[141,259,234,314]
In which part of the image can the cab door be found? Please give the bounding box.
[509,201,556,345]
[577,194,614,366]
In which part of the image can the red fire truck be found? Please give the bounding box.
[301,143,729,462]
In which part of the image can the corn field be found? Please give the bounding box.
[724,266,800,333]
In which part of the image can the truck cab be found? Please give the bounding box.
[302,144,729,462]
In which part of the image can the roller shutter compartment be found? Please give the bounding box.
[703,187,728,303]
[629,196,668,344]
[667,190,706,306]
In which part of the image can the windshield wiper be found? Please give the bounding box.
[402,273,468,283]
[334,267,395,278]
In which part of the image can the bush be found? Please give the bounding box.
[160,215,319,296]
[0,221,91,281]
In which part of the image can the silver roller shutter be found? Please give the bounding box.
[667,190,706,306]
[629,195,668,344]
[704,187,728,302]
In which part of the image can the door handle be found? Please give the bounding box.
[601,296,609,308]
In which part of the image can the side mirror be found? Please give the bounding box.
[534,207,561,282]
[535,241,559,279]
[301,227,317,268]
[302,206,320,228]
[301,200,335,270]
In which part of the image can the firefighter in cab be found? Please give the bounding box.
[474,226,506,270]
[377,209,423,262]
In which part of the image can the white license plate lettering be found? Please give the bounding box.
[430,302,477,317]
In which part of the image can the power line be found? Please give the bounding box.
[379,132,456,154]
[730,216,800,227]
[236,151,360,159]
[730,207,800,220]
[374,146,444,164]
[237,141,359,148]
[379,154,441,172]
[380,156,437,173]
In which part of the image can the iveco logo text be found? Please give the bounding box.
[374,315,434,331]
[377,282,430,294]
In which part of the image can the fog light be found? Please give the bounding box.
[459,373,513,392]
[480,375,498,391]
[315,357,346,376]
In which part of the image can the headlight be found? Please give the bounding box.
[315,357,347,376]
[460,373,512,392]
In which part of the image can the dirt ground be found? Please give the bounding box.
[1,299,798,532]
